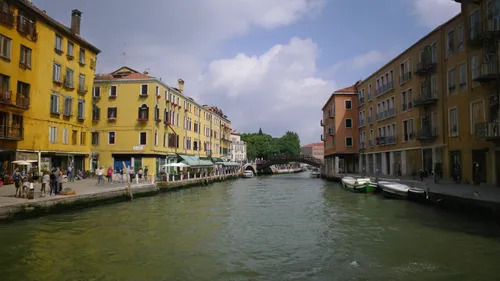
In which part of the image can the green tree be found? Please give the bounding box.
[241,130,301,160]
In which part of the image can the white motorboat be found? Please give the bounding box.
[341,176,372,192]
[242,171,255,178]
[310,170,321,178]
[378,181,410,198]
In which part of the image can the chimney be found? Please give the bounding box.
[143,71,149,75]
[177,79,184,93]
[71,9,82,35]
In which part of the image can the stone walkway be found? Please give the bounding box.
[0,178,152,208]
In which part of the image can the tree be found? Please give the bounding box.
[241,130,301,160]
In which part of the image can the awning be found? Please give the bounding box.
[221,162,240,167]
[178,155,214,168]
[213,158,223,163]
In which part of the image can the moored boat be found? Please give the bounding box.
[243,171,255,178]
[310,168,321,178]
[408,186,427,202]
[378,181,410,199]
[341,176,372,193]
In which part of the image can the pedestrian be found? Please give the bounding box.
[56,168,63,194]
[97,167,104,185]
[129,166,134,182]
[144,166,149,182]
[137,167,143,182]
[67,165,73,182]
[41,172,49,197]
[107,167,113,183]
[12,168,21,197]
[49,170,57,195]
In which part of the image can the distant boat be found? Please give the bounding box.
[242,171,255,178]
[310,168,321,178]
[341,176,372,192]
[378,181,410,199]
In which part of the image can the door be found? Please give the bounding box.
[472,149,487,183]
[114,158,131,171]
[385,152,391,175]
[423,148,433,176]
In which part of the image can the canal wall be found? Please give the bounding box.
[0,174,240,222]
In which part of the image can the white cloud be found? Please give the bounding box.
[196,37,333,144]
[413,0,461,28]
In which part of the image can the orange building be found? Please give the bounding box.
[321,84,359,177]
[301,142,324,160]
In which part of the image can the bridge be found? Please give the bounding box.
[255,154,323,170]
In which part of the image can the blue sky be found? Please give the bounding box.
[35,0,460,145]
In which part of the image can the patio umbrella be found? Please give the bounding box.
[12,160,31,165]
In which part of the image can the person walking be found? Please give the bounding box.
[49,170,57,195]
[41,172,49,197]
[67,165,73,182]
[107,167,113,184]
[97,167,104,185]
[56,168,63,194]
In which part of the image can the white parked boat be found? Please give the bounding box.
[310,169,321,178]
[242,171,255,178]
[341,176,372,192]
[378,181,410,198]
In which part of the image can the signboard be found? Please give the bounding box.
[133,145,144,151]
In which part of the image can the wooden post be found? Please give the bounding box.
[122,161,133,200]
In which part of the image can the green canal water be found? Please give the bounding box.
[0,173,499,281]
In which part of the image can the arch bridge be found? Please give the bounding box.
[256,154,323,170]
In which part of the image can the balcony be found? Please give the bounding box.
[320,119,324,127]
[15,94,30,109]
[475,121,500,141]
[358,96,365,105]
[17,16,37,40]
[415,55,437,76]
[321,134,324,141]
[359,142,365,149]
[375,80,395,97]
[416,126,438,141]
[472,61,498,83]
[78,85,88,94]
[376,108,396,121]
[376,136,396,146]
[328,127,335,136]
[0,126,23,140]
[137,118,148,123]
[0,9,15,27]
[413,85,438,107]
[399,72,412,84]
[328,110,334,119]
[0,91,12,105]
[358,119,366,127]
[368,116,373,124]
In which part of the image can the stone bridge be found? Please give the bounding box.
[256,154,323,170]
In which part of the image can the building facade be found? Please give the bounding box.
[0,1,100,174]
[91,67,231,174]
[300,142,324,160]
[320,0,499,185]
[321,85,359,177]
[229,131,247,164]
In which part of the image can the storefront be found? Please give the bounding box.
[40,152,87,173]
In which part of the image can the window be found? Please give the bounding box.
[110,85,117,97]
[93,86,101,98]
[80,132,86,146]
[79,48,85,64]
[19,45,31,68]
[140,84,148,96]
[17,81,30,98]
[139,132,147,145]
[50,93,59,114]
[470,10,479,40]
[108,107,117,119]
[368,84,372,99]
[62,128,68,144]
[156,86,159,96]
[138,104,149,120]
[447,68,456,93]
[470,100,485,134]
[345,137,353,147]
[53,63,61,82]
[431,42,437,62]
[91,132,99,145]
[55,34,63,52]
[63,96,72,116]
[154,105,160,122]
[402,119,414,142]
[65,67,74,88]
[168,133,178,148]
[49,126,57,143]
[345,100,352,110]
[67,41,74,58]
[459,63,467,90]
[345,118,353,128]
[447,30,454,56]
[108,132,116,144]
[92,106,100,121]
[457,25,464,51]
[0,34,11,59]
[78,74,85,92]
[471,55,479,80]
[163,133,167,147]
[77,99,84,120]
[71,130,78,145]
[449,108,459,136]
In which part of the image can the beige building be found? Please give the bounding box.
[301,142,324,160]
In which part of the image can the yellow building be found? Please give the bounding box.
[354,0,500,185]
[91,67,232,174]
[0,1,100,174]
